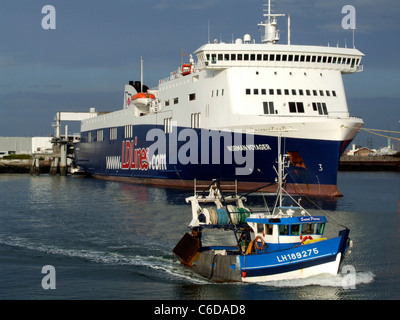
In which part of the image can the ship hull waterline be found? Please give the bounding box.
[75,124,359,197]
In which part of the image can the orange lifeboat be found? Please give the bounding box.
[181,64,192,76]
[132,92,155,100]
[132,92,155,107]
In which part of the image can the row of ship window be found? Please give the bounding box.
[246,88,337,97]
[87,99,327,143]
[263,101,328,115]
[205,53,360,67]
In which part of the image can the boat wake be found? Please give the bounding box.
[256,271,375,288]
[1,235,374,288]
[0,235,207,284]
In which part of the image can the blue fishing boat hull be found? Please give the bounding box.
[239,231,349,282]
[186,229,349,283]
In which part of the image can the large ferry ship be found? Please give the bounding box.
[74,1,364,197]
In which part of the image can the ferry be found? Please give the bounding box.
[74,1,364,196]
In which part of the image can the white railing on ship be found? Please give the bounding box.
[159,62,203,84]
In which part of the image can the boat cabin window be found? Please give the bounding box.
[279,225,290,235]
[277,223,325,236]
[279,224,300,236]
[257,223,273,235]
[291,224,301,236]
[302,223,315,235]
[316,223,325,235]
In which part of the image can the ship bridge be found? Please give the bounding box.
[193,0,363,75]
[194,42,364,74]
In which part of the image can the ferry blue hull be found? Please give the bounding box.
[74,125,351,196]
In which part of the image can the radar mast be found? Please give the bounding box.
[258,0,285,44]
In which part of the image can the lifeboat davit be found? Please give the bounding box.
[132,92,155,107]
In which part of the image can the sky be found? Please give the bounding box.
[1,0,399,149]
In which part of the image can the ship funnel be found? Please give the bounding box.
[258,0,285,44]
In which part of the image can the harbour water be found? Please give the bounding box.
[0,171,399,300]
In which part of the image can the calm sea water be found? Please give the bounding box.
[0,171,399,300]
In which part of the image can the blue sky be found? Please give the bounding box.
[1,0,399,149]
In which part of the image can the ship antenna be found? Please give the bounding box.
[140,56,143,93]
[258,0,285,44]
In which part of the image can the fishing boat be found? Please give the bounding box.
[173,134,352,282]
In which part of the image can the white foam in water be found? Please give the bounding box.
[257,271,375,288]
[0,235,208,284]
[0,235,375,287]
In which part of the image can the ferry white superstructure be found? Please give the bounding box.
[74,1,364,196]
